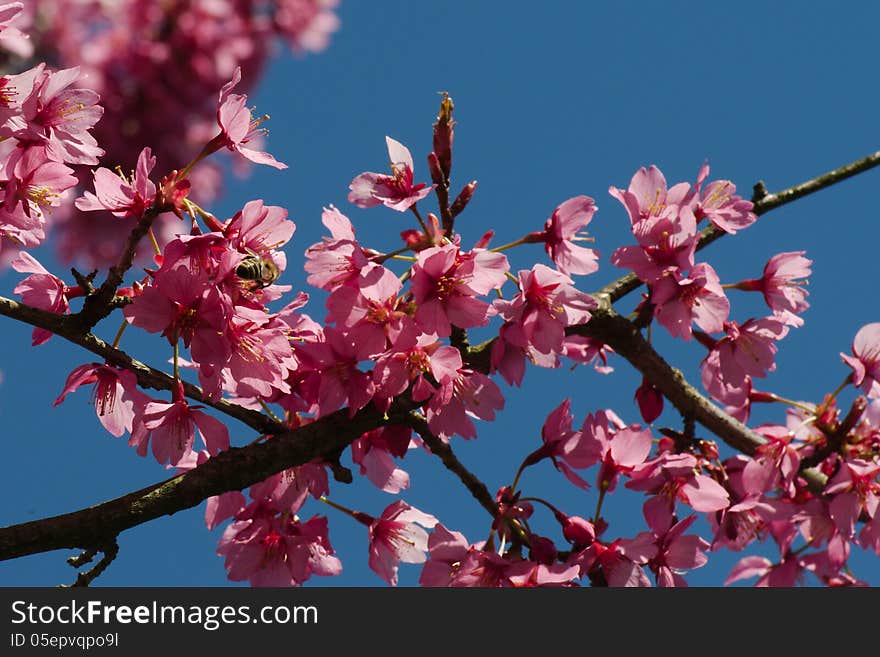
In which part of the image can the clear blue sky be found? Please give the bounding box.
[2,2,880,587]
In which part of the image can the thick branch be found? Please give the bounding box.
[566,303,826,491]
[597,149,880,303]
[0,398,417,561]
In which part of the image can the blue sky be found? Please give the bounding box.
[2,2,880,587]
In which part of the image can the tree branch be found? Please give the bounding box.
[0,397,418,561]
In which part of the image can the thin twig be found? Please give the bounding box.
[597,149,880,303]
[408,412,497,518]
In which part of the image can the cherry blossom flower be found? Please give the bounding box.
[532,195,600,276]
[367,501,438,586]
[371,330,462,408]
[651,263,730,339]
[3,145,78,218]
[326,265,414,352]
[410,242,508,337]
[12,251,78,345]
[841,323,880,398]
[734,251,812,316]
[694,163,757,234]
[129,383,229,466]
[53,364,148,438]
[0,3,26,48]
[626,452,730,513]
[75,147,157,218]
[609,165,693,225]
[424,368,505,441]
[214,67,287,169]
[217,504,341,586]
[610,208,698,284]
[17,65,104,165]
[297,327,376,417]
[248,461,329,515]
[581,410,654,493]
[348,136,435,211]
[419,524,474,586]
[351,426,413,494]
[304,205,377,291]
[493,264,596,356]
[618,504,710,587]
[698,317,788,392]
[274,0,341,53]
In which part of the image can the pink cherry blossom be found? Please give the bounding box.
[326,265,413,352]
[493,264,596,356]
[411,243,508,337]
[694,163,757,234]
[75,147,157,218]
[17,65,104,165]
[824,459,880,541]
[626,452,730,513]
[304,205,377,291]
[54,363,148,438]
[610,208,698,284]
[841,323,880,398]
[351,426,413,494]
[419,524,474,586]
[248,461,329,515]
[217,505,342,586]
[214,67,287,169]
[580,409,653,493]
[12,250,77,345]
[297,327,376,417]
[651,263,730,339]
[129,383,229,466]
[0,3,26,48]
[372,330,462,408]
[618,504,710,587]
[274,0,341,53]
[424,368,505,441]
[348,136,435,212]
[534,195,600,276]
[699,317,788,392]
[609,165,693,225]
[3,145,78,218]
[367,500,438,586]
[734,251,812,316]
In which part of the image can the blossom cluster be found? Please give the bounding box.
[1,0,340,268]
[5,2,880,587]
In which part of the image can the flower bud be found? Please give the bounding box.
[450,180,477,217]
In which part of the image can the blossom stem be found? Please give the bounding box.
[410,205,430,235]
[829,375,852,400]
[765,393,815,414]
[318,496,372,526]
[372,245,413,264]
[258,400,283,424]
[171,327,180,382]
[110,320,128,349]
[592,484,608,525]
[147,228,161,256]
[489,237,528,253]
[388,255,417,262]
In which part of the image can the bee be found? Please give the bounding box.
[236,249,281,290]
